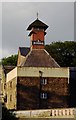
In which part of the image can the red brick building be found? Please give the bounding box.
[4,18,70,110]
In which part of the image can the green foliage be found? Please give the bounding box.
[2,105,17,120]
[2,55,18,66]
[45,41,76,67]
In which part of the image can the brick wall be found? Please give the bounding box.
[17,77,40,110]
[17,77,69,110]
[41,77,69,109]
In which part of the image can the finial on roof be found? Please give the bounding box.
[37,12,39,19]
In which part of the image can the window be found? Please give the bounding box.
[40,93,47,99]
[34,28,44,31]
[4,83,6,89]
[41,78,47,85]
[10,81,12,88]
[10,95,12,101]
[4,95,7,102]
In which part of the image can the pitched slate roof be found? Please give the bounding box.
[19,47,30,57]
[21,49,60,67]
[27,19,48,30]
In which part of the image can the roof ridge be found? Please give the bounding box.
[44,49,60,67]
[20,50,32,66]
[32,49,45,51]
[19,47,30,49]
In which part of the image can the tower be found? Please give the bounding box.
[27,17,48,49]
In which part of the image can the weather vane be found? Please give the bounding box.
[37,12,39,19]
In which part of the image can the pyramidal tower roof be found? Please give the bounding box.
[27,18,48,30]
[20,49,60,67]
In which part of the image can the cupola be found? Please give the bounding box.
[27,16,48,49]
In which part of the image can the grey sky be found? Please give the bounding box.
[2,2,74,59]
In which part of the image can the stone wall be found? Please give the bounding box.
[6,77,17,110]
[13,108,75,118]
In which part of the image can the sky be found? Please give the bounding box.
[74,1,76,40]
[0,1,75,59]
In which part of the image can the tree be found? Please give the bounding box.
[2,55,18,66]
[45,41,76,67]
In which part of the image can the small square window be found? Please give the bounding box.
[40,93,47,99]
[41,78,47,85]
